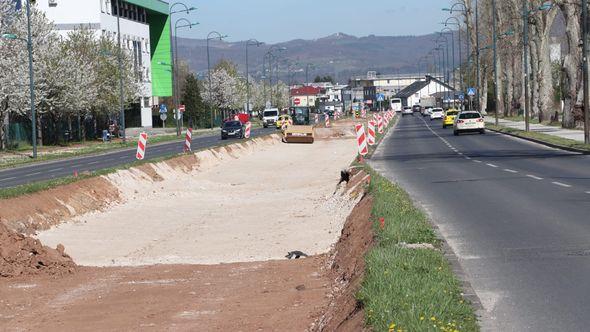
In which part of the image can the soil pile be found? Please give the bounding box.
[0,222,76,278]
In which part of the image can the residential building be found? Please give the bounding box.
[37,0,172,128]
[395,76,454,107]
[350,72,444,99]
[290,86,321,107]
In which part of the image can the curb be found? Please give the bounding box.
[487,127,590,155]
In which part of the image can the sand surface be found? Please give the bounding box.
[37,138,358,266]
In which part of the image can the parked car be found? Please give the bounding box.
[442,109,459,128]
[276,114,292,129]
[453,111,486,135]
[430,108,444,121]
[221,120,244,140]
[422,106,433,117]
[262,108,279,128]
[402,106,413,116]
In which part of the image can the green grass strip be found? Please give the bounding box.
[487,124,590,153]
[358,167,479,332]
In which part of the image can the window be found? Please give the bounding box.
[143,97,150,108]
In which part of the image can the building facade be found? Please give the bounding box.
[37,0,172,128]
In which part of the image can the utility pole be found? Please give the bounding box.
[25,0,37,157]
[583,0,590,144]
[116,0,126,142]
[475,0,480,112]
[523,1,531,132]
[492,0,499,125]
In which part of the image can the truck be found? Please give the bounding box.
[420,96,436,109]
[390,98,402,112]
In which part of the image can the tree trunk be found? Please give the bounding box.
[557,2,582,128]
[36,114,43,147]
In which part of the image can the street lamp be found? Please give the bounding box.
[440,29,456,108]
[263,46,286,107]
[1,0,37,158]
[436,35,450,106]
[245,39,262,115]
[207,31,228,128]
[173,18,199,136]
[442,17,464,95]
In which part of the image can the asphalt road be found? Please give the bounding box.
[0,127,275,189]
[370,113,590,331]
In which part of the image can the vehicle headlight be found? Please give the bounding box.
[222,129,227,133]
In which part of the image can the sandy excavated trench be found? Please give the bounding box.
[1,128,375,331]
[37,134,358,266]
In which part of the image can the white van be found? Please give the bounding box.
[262,108,279,128]
[391,98,402,112]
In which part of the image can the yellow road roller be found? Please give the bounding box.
[283,107,315,144]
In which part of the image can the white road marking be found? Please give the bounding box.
[87,161,99,165]
[465,156,472,160]
[526,174,543,180]
[48,167,64,172]
[552,181,572,188]
[119,156,127,160]
[486,163,499,168]
[473,160,482,163]
[0,176,17,182]
[586,191,590,195]
[503,169,518,173]
[24,172,41,177]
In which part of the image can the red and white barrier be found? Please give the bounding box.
[315,113,319,124]
[383,112,390,127]
[367,120,376,146]
[281,119,288,130]
[361,109,367,118]
[184,127,192,152]
[244,121,251,138]
[355,123,368,156]
[334,111,339,121]
[136,132,148,160]
[377,114,384,134]
[325,113,331,128]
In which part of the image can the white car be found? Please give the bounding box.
[430,108,444,120]
[262,108,279,128]
[402,106,413,116]
[453,111,485,135]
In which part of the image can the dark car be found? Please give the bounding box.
[221,120,244,140]
[412,105,422,113]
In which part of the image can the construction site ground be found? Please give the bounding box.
[1,123,373,331]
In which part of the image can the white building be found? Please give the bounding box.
[396,76,453,107]
[37,0,173,128]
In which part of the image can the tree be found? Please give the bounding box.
[181,73,207,128]
[314,75,334,83]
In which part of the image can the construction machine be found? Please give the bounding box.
[283,106,315,144]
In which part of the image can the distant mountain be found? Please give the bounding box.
[176,32,453,84]
[176,19,567,85]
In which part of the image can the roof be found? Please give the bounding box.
[395,76,455,98]
[290,86,321,96]
[395,80,430,98]
[126,0,169,14]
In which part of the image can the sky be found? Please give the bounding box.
[175,0,450,43]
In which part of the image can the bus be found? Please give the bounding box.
[390,98,402,112]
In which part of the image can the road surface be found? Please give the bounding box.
[0,127,275,189]
[371,114,590,331]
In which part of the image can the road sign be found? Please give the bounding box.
[178,104,185,113]
[376,93,385,102]
[160,113,167,121]
[159,104,167,114]
[467,87,476,96]
[174,109,183,120]
[293,98,301,105]
[458,94,465,101]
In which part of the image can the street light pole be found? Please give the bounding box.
[523,1,531,132]
[441,29,456,109]
[246,39,261,115]
[115,0,126,143]
[492,0,499,125]
[207,31,227,128]
[476,0,480,112]
[174,19,198,136]
[24,0,37,157]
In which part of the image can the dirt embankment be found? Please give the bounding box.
[0,222,76,278]
[0,169,375,331]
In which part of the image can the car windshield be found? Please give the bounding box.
[459,113,482,119]
[263,111,278,117]
[446,111,459,116]
[433,109,443,112]
[223,121,241,127]
[404,107,412,110]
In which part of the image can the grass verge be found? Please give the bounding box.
[487,124,590,153]
[357,167,479,332]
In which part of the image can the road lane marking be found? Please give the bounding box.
[486,163,499,168]
[473,160,482,163]
[48,167,64,172]
[86,161,99,165]
[465,156,471,160]
[526,174,543,180]
[586,191,590,194]
[119,156,127,160]
[24,172,41,177]
[0,176,17,182]
[503,169,518,173]
[552,181,572,188]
